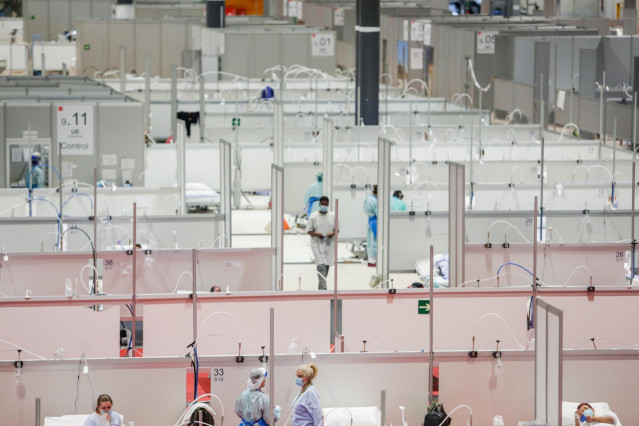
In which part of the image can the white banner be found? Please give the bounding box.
[410,48,423,70]
[57,105,94,156]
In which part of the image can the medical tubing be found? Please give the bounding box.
[487,220,532,244]
[62,193,94,210]
[460,270,535,287]
[194,345,199,400]
[496,262,534,277]
[0,339,47,360]
[174,393,225,426]
[322,407,354,426]
[197,311,242,346]
[436,404,472,426]
[28,197,60,217]
[472,313,525,350]
[561,265,593,287]
[80,264,98,294]
[60,226,95,254]
[172,271,194,294]
[467,59,491,93]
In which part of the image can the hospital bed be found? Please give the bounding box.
[185,182,221,212]
[562,402,621,426]
[43,414,124,425]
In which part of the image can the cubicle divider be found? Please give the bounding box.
[2,289,639,425]
[389,211,637,273]
[0,246,274,297]
[535,298,563,426]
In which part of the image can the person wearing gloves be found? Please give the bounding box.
[291,363,322,426]
[84,394,123,426]
[236,367,281,426]
[306,196,336,290]
[574,403,615,425]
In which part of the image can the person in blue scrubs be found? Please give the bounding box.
[391,190,407,211]
[235,367,280,426]
[362,185,378,266]
[84,394,123,426]
[291,364,322,426]
[304,173,324,216]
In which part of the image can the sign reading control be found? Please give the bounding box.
[57,105,94,155]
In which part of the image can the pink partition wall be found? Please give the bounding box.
[464,244,627,287]
[143,299,330,356]
[0,306,119,360]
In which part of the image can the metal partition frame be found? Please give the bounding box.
[448,162,465,287]
[535,297,564,426]
[271,164,284,290]
[323,117,334,203]
[220,138,232,247]
[377,137,392,283]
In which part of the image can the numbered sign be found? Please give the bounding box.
[311,33,335,56]
[476,30,498,54]
[57,105,94,155]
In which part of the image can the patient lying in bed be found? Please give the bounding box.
[563,402,619,426]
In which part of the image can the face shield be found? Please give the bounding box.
[247,367,267,390]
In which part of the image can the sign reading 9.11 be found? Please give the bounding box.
[57,105,94,155]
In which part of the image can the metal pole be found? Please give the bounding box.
[269,307,275,426]
[469,121,475,211]
[192,248,198,342]
[409,101,413,184]
[200,72,206,143]
[119,46,126,93]
[540,74,544,137]
[41,52,46,76]
[532,196,538,328]
[58,141,63,250]
[36,397,41,426]
[600,72,606,144]
[632,163,636,282]
[333,199,339,350]
[612,116,617,201]
[170,64,178,144]
[540,137,545,242]
[428,245,434,404]
[144,55,151,134]
[93,168,98,283]
[380,390,386,426]
[131,202,137,352]
[633,93,637,163]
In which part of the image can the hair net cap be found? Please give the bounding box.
[247,367,267,390]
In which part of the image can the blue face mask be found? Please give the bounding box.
[319,205,328,213]
[100,410,112,415]
[580,408,594,421]
[295,377,304,386]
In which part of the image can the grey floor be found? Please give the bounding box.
[232,196,421,291]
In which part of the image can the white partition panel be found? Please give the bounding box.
[143,299,330,356]
[0,306,119,360]
[535,298,563,426]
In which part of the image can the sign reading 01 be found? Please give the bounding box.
[57,105,94,155]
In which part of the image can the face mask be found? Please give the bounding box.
[582,409,593,418]
[100,410,112,415]
[319,205,328,213]
[295,377,304,386]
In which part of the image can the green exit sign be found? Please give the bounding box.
[418,300,431,315]
[83,44,91,51]
[232,117,241,127]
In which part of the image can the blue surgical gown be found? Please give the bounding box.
[291,385,322,426]
[363,194,378,262]
[84,411,123,426]
[390,196,407,211]
[304,182,323,214]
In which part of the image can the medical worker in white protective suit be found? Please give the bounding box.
[235,367,281,426]
[305,196,336,290]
